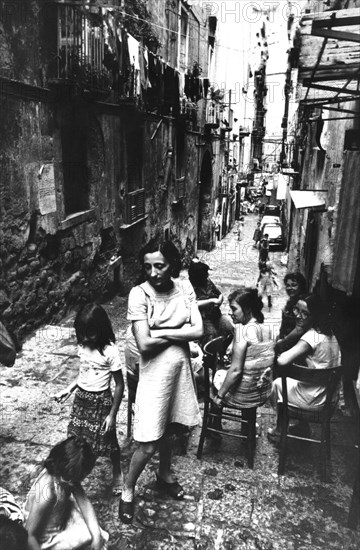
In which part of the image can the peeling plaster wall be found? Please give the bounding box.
[288,105,358,290]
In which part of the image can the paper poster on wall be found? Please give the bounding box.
[38,163,57,215]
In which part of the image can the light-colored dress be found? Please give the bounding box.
[127,279,201,442]
[272,328,341,410]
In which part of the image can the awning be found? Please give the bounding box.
[289,190,327,209]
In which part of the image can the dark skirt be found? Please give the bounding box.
[68,387,120,458]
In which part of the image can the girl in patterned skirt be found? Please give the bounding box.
[54,303,124,495]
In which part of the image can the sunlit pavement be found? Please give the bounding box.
[0,214,359,549]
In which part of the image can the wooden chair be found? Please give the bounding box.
[197,335,272,469]
[126,370,138,438]
[277,363,342,482]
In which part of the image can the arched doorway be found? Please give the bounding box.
[197,150,213,251]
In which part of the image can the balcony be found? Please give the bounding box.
[205,101,220,129]
[47,3,111,97]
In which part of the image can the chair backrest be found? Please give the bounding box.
[277,363,342,410]
[203,334,232,358]
[202,335,233,392]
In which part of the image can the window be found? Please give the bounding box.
[126,125,143,193]
[178,8,189,72]
[61,107,89,216]
[124,124,145,224]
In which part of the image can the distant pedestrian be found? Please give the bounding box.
[238,216,245,241]
[259,233,270,263]
[253,222,261,248]
[257,261,278,311]
[53,303,124,496]
[258,203,265,218]
[213,211,221,241]
[24,436,108,550]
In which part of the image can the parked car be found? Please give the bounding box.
[261,223,285,250]
[260,215,281,229]
[264,205,280,217]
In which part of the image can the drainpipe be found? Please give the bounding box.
[163,108,174,187]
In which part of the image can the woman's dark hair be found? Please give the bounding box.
[138,238,182,282]
[74,303,115,353]
[284,272,307,293]
[188,261,209,288]
[0,516,28,550]
[228,286,264,323]
[44,436,96,483]
[301,294,333,335]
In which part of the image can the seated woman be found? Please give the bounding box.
[212,287,274,429]
[268,294,341,439]
[275,272,307,355]
[188,259,233,346]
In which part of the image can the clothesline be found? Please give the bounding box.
[100,6,252,55]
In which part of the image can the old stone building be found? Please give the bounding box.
[0,0,232,339]
[283,0,360,404]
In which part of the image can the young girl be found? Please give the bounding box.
[24,436,108,550]
[257,261,278,311]
[54,303,124,495]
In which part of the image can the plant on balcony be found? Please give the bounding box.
[190,61,202,78]
[122,0,161,53]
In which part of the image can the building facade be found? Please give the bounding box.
[0,0,228,338]
[283,0,360,398]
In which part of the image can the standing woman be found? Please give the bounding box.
[120,239,203,523]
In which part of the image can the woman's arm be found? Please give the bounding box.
[73,484,102,550]
[102,369,124,433]
[277,339,312,367]
[152,304,204,343]
[26,476,55,550]
[132,319,171,354]
[197,296,222,310]
[275,325,307,355]
[213,336,248,406]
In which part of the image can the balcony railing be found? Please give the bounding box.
[124,189,145,225]
[48,3,111,94]
[205,101,220,128]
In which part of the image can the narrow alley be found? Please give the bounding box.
[1,214,358,550]
[1,1,360,549]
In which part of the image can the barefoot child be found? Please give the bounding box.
[24,436,108,550]
[54,303,124,495]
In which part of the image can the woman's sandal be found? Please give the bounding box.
[119,495,134,524]
[155,473,185,500]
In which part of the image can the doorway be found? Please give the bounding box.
[197,151,213,251]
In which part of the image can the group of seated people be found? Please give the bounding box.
[125,261,342,442]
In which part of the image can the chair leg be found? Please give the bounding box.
[243,408,256,469]
[197,401,210,459]
[325,421,331,459]
[278,405,288,476]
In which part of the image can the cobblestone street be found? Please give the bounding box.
[1,214,359,550]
